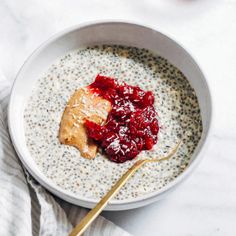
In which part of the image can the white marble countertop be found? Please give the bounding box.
[1,0,236,235]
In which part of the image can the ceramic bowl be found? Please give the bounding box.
[8,21,212,210]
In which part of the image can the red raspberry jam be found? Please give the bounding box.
[85,75,159,163]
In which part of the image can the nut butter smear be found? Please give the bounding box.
[59,87,111,159]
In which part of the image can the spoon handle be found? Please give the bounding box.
[69,159,148,236]
[69,141,180,236]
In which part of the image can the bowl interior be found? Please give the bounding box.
[8,22,211,210]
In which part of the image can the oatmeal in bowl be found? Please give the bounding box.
[8,22,212,210]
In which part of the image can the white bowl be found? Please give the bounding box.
[8,21,212,210]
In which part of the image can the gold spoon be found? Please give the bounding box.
[69,141,181,236]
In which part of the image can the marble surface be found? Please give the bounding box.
[0,0,236,235]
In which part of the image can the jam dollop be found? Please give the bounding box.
[85,75,159,163]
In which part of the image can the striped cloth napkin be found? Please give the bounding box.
[0,70,131,236]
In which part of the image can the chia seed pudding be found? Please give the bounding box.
[24,45,202,201]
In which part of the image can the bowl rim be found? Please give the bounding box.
[8,20,213,209]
